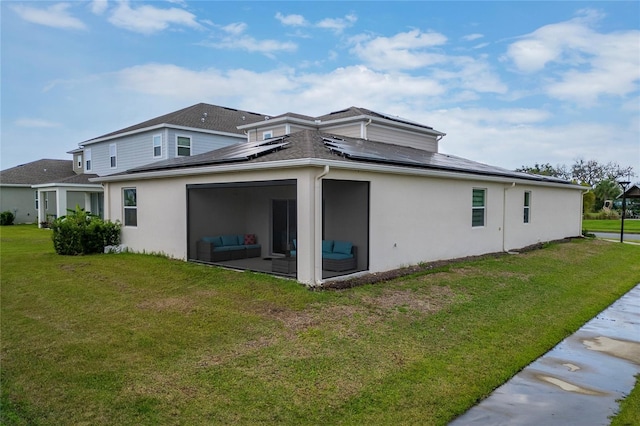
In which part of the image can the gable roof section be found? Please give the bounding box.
[102,129,572,185]
[316,107,438,132]
[82,103,267,145]
[0,159,75,185]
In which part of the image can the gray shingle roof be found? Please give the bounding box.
[83,103,268,143]
[0,159,75,185]
[117,130,572,185]
[316,107,435,130]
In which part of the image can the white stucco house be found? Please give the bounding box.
[90,104,585,286]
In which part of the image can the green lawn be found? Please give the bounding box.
[2,225,639,425]
[583,218,640,234]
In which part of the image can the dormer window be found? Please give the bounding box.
[263,131,273,140]
[77,155,83,169]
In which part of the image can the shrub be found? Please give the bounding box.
[583,210,620,220]
[51,206,121,255]
[0,211,15,226]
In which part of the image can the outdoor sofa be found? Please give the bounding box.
[291,239,357,272]
[196,234,261,262]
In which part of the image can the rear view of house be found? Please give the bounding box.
[92,104,584,286]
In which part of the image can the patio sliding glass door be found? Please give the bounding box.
[272,199,296,256]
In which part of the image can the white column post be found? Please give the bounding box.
[56,188,68,220]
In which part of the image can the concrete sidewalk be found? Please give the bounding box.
[450,284,640,425]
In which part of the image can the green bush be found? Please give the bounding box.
[51,206,121,255]
[0,211,15,226]
[583,210,621,220]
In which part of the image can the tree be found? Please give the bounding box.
[570,159,634,187]
[517,159,635,188]
[593,179,622,211]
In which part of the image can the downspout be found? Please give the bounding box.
[503,182,516,252]
[363,118,372,140]
[314,165,330,285]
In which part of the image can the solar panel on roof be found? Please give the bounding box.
[322,137,570,184]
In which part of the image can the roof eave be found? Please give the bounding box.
[92,157,582,189]
[318,114,446,137]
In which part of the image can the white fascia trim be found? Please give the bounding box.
[92,158,584,190]
[318,115,446,137]
[237,116,317,130]
[80,124,245,146]
[0,184,32,188]
[31,183,104,190]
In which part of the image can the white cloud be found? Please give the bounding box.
[201,36,297,56]
[15,118,62,128]
[462,33,484,42]
[11,3,86,30]
[350,29,449,70]
[107,0,201,34]
[349,29,507,94]
[505,9,640,105]
[90,0,108,15]
[316,14,357,33]
[221,22,247,35]
[275,12,308,27]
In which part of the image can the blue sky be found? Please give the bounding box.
[1,1,639,179]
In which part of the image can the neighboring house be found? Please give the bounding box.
[93,105,585,286]
[0,159,100,224]
[0,103,266,226]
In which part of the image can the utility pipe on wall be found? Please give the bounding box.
[314,165,330,285]
[502,182,516,252]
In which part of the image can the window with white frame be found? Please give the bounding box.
[153,134,162,158]
[524,191,531,223]
[44,193,49,210]
[472,188,486,227]
[77,154,83,169]
[263,130,273,140]
[123,188,137,227]
[109,144,117,168]
[177,136,191,156]
[34,191,39,210]
[85,148,92,171]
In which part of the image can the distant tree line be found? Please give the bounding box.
[515,159,636,213]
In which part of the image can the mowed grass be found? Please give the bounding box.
[2,225,639,425]
[583,218,640,234]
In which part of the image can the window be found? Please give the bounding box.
[34,191,39,210]
[77,155,83,169]
[153,134,162,158]
[263,130,273,140]
[524,191,531,223]
[45,193,49,210]
[472,188,486,227]
[85,148,92,171]
[109,144,117,168]
[123,188,137,227]
[177,136,191,156]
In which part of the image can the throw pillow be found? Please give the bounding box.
[244,234,256,245]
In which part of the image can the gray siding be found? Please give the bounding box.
[322,123,362,139]
[0,187,37,223]
[248,124,287,142]
[366,124,438,152]
[84,129,244,176]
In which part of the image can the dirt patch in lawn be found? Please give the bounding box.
[361,286,458,314]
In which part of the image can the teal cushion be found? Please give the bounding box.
[215,245,244,252]
[322,240,333,253]
[244,244,261,250]
[322,252,353,260]
[202,236,223,246]
[293,239,297,249]
[221,235,238,246]
[290,250,297,257]
[333,240,352,255]
[236,234,245,245]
